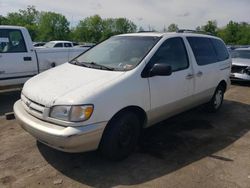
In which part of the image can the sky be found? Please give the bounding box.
[1,0,250,30]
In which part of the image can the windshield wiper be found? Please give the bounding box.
[71,60,90,67]
[71,60,114,71]
[89,62,114,71]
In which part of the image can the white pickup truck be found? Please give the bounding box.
[0,25,88,90]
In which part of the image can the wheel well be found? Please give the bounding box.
[109,106,147,128]
[218,80,227,92]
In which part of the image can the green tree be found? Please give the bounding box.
[217,21,250,45]
[167,23,178,32]
[72,15,103,43]
[37,12,70,41]
[113,18,137,34]
[0,15,8,24]
[4,6,39,40]
[73,15,137,43]
[201,20,218,35]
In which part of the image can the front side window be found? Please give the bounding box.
[149,37,189,71]
[0,29,27,53]
[73,36,160,71]
[187,37,217,65]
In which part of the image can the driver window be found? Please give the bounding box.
[0,29,27,53]
[150,37,189,71]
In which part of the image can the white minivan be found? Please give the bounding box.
[14,32,231,160]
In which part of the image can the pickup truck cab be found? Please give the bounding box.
[14,32,231,160]
[0,26,88,90]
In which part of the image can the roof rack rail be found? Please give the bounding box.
[177,29,212,35]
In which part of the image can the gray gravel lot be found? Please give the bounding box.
[0,84,250,188]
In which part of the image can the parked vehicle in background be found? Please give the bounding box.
[0,26,89,90]
[72,42,79,46]
[33,42,46,47]
[230,48,250,81]
[14,31,231,160]
[42,41,74,48]
[74,44,95,48]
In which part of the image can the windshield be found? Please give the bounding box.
[44,42,55,48]
[231,50,250,59]
[72,36,160,71]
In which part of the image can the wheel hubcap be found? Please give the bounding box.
[214,90,222,109]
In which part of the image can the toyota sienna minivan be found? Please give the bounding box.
[14,32,231,160]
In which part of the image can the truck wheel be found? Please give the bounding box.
[206,85,225,112]
[99,112,141,161]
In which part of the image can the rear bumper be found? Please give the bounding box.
[14,100,107,153]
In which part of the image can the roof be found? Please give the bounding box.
[117,32,220,40]
[0,25,26,30]
[48,41,73,43]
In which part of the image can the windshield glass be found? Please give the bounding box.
[231,50,250,59]
[72,36,160,71]
[44,42,55,48]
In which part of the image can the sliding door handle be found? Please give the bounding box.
[0,71,5,74]
[196,71,203,77]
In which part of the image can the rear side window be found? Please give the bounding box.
[187,37,217,65]
[211,38,229,61]
[150,37,189,71]
[64,43,72,47]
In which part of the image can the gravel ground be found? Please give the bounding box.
[0,83,250,188]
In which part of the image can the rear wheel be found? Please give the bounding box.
[99,112,141,161]
[206,85,225,112]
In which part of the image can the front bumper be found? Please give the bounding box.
[230,73,250,81]
[14,100,107,153]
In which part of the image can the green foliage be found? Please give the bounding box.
[217,21,250,45]
[72,15,137,43]
[167,23,179,32]
[1,6,250,45]
[200,20,218,35]
[0,15,8,25]
[37,12,70,41]
[3,6,39,39]
[196,20,250,45]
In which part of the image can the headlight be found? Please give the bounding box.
[50,105,94,122]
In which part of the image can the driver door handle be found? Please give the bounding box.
[196,71,203,77]
[0,71,5,74]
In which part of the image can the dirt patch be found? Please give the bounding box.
[0,84,250,188]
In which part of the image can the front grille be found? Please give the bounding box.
[21,94,49,119]
[231,65,247,74]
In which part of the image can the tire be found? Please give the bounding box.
[99,112,141,161]
[205,85,225,112]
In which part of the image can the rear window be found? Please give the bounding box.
[211,38,229,61]
[187,37,217,65]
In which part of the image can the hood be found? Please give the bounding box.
[22,63,125,107]
[232,58,250,66]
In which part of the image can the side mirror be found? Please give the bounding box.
[149,63,172,77]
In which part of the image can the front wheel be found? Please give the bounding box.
[99,112,141,161]
[205,85,225,112]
